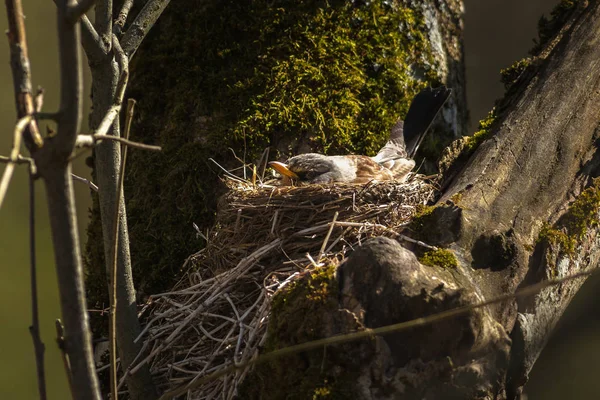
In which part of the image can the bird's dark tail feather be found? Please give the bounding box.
[404,85,452,158]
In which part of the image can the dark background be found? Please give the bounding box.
[2,1,595,398]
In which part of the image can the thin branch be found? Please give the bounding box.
[76,134,162,151]
[108,99,135,400]
[112,34,129,105]
[43,0,101,397]
[121,0,172,57]
[157,265,599,400]
[94,0,112,51]
[93,105,120,136]
[81,14,107,62]
[28,169,47,400]
[5,0,43,148]
[0,115,32,210]
[113,0,134,35]
[55,320,74,399]
[34,87,44,113]
[0,154,35,168]
[55,0,83,157]
[51,0,108,62]
[71,173,98,192]
[36,112,61,121]
[66,0,95,24]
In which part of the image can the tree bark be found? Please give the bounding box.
[330,1,600,398]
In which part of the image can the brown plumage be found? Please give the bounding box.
[270,86,451,185]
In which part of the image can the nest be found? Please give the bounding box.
[126,175,435,398]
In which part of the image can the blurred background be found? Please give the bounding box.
[2,0,596,398]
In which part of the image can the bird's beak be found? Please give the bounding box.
[269,161,299,179]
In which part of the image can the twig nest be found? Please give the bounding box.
[130,175,435,398]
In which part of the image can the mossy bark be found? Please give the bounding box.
[245,1,600,399]
[85,0,467,302]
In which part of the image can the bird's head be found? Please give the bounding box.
[269,153,343,184]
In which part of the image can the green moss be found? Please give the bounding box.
[464,108,498,152]
[564,177,600,238]
[537,178,600,255]
[84,0,441,301]
[241,263,370,399]
[409,204,436,234]
[531,0,580,55]
[500,58,531,90]
[419,248,458,269]
[450,192,462,205]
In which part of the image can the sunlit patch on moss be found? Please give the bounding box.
[419,248,458,269]
[537,178,600,255]
[464,108,498,152]
[500,58,531,90]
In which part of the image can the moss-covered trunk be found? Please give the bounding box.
[85,0,467,302]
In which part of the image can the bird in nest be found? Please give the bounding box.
[269,86,451,185]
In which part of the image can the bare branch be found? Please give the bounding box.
[114,0,134,35]
[121,0,171,57]
[0,154,35,167]
[35,111,61,121]
[71,173,98,192]
[94,0,112,51]
[5,0,43,148]
[55,0,83,157]
[77,133,162,151]
[34,87,44,113]
[112,35,129,105]
[108,99,135,400]
[28,169,47,400]
[66,0,95,24]
[55,320,74,399]
[80,14,108,62]
[0,115,32,210]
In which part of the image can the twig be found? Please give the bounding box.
[55,320,74,399]
[112,35,129,105]
[71,173,99,192]
[81,14,107,61]
[0,115,32,210]
[66,0,96,24]
[121,0,172,57]
[109,99,136,400]
[28,169,46,400]
[34,87,44,113]
[318,211,338,261]
[0,154,35,166]
[157,265,598,400]
[76,134,162,152]
[114,0,134,35]
[95,0,112,51]
[5,0,43,148]
[96,134,162,151]
[50,0,108,61]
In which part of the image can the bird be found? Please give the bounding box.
[269,86,452,184]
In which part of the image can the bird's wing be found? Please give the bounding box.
[372,119,407,164]
[403,86,452,158]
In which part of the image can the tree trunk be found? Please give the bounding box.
[87,0,600,398]
[88,0,467,298]
[315,1,600,398]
